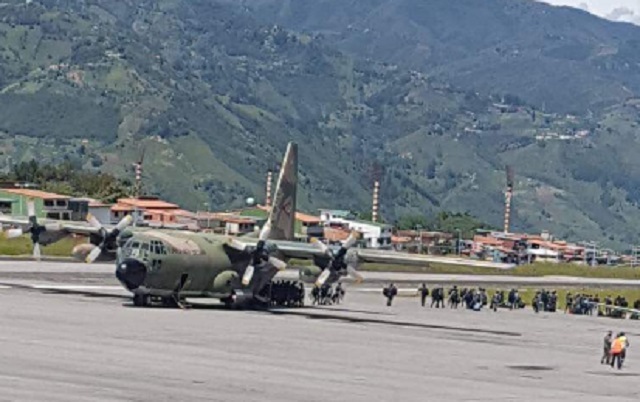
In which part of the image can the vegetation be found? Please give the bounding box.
[359,261,640,280]
[248,0,640,113]
[1,160,131,203]
[2,1,640,249]
[0,235,79,257]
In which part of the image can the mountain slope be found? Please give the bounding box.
[2,0,640,249]
[246,0,640,114]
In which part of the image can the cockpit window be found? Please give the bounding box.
[149,240,168,255]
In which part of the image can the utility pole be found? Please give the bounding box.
[504,165,514,234]
[265,170,273,208]
[371,161,383,223]
[131,148,145,227]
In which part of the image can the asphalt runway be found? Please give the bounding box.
[0,262,639,401]
[2,261,640,288]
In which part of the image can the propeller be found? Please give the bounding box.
[313,231,363,287]
[7,200,50,260]
[85,213,133,263]
[227,220,287,286]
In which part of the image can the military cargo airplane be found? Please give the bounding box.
[89,142,514,307]
[1,142,515,307]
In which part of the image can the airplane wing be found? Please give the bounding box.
[0,215,104,236]
[264,240,516,270]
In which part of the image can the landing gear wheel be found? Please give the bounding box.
[161,297,178,308]
[220,295,237,309]
[133,294,150,307]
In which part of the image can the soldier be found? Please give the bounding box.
[418,283,429,307]
[311,285,320,305]
[334,282,345,304]
[549,290,557,312]
[605,295,612,316]
[565,292,573,314]
[384,283,398,306]
[601,331,612,365]
[448,286,460,309]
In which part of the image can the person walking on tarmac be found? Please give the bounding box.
[383,283,398,306]
[418,283,429,307]
[619,332,630,365]
[610,332,629,369]
[601,331,612,365]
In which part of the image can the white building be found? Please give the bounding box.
[319,209,392,249]
[74,198,112,225]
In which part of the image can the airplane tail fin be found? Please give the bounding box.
[267,142,298,241]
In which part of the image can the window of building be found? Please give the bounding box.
[62,212,71,221]
[44,200,54,207]
[56,200,67,207]
[0,201,12,214]
[46,212,60,220]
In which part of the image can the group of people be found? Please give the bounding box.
[268,280,305,307]
[565,293,640,318]
[311,282,345,306]
[531,289,558,313]
[601,331,630,369]
[394,284,527,312]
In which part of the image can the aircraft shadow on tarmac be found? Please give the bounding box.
[9,284,522,337]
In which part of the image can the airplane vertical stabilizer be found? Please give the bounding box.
[268,142,298,241]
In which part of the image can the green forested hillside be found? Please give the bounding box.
[246,0,640,113]
[2,0,640,249]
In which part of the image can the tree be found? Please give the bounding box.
[395,214,430,230]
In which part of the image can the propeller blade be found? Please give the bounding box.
[85,246,103,264]
[311,238,331,255]
[347,264,364,283]
[115,215,133,232]
[6,228,24,239]
[86,213,102,229]
[343,231,359,249]
[226,238,248,252]
[268,256,287,271]
[315,268,331,287]
[44,223,62,232]
[33,242,41,261]
[27,200,35,218]
[258,220,271,242]
[242,265,255,286]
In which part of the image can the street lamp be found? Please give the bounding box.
[455,228,461,256]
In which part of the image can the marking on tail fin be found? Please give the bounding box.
[268,142,298,241]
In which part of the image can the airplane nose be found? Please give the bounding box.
[116,258,147,290]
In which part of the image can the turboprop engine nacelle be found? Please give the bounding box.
[298,265,323,284]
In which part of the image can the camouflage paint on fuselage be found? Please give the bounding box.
[118,231,248,298]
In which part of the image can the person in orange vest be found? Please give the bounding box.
[610,332,629,369]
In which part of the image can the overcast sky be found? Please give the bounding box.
[541,1,640,24]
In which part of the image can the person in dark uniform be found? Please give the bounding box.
[601,331,612,365]
[418,283,429,307]
[384,283,398,306]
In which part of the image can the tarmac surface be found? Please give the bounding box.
[1,261,639,401]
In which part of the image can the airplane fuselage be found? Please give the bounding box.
[115,231,252,301]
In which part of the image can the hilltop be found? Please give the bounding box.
[2,0,640,249]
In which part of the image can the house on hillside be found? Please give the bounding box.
[0,188,88,221]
